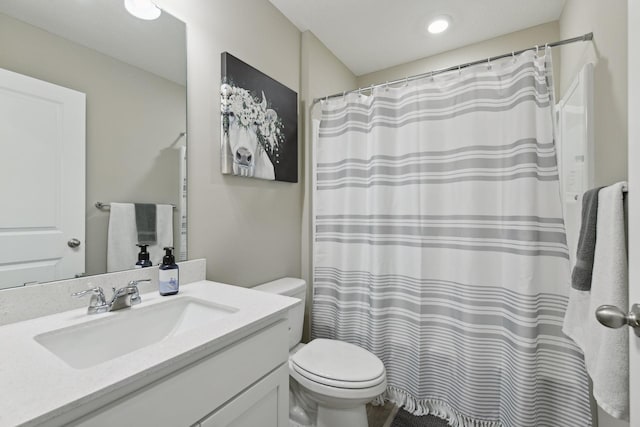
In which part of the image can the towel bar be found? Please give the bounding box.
[95,202,177,210]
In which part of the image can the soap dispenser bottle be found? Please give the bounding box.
[135,244,153,268]
[159,246,179,296]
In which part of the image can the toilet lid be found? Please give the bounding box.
[291,339,385,383]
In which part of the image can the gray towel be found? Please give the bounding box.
[571,187,602,290]
[134,203,157,245]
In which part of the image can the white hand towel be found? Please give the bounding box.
[107,203,173,272]
[563,182,628,420]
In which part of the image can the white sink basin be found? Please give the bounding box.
[34,297,238,369]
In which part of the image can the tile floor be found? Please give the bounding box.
[366,401,399,427]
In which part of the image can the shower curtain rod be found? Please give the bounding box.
[312,32,593,106]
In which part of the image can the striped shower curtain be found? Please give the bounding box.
[311,49,592,426]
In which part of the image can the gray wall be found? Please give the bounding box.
[160,0,302,287]
[0,13,186,276]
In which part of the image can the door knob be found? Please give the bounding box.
[595,304,640,337]
[68,238,81,248]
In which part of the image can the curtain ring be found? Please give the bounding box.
[458,65,461,76]
[512,51,516,62]
[404,76,409,87]
[384,81,389,91]
[370,84,375,94]
[487,57,491,69]
[535,45,539,54]
[342,91,346,101]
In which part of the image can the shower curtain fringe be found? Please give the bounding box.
[377,386,502,427]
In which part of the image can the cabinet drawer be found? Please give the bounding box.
[199,364,288,427]
[73,320,288,427]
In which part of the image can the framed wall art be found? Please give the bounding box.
[220,52,298,182]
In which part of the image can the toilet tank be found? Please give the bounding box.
[253,278,306,350]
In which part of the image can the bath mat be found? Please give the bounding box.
[391,409,451,427]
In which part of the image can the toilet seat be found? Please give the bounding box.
[291,361,386,389]
[289,360,387,401]
[290,339,386,393]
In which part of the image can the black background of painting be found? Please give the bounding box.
[221,52,298,183]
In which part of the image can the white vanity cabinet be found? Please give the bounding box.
[196,365,288,427]
[0,281,298,427]
[70,320,290,427]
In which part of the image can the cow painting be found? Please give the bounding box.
[220,52,298,183]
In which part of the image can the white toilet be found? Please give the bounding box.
[254,278,387,427]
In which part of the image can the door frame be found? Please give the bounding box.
[627,1,639,425]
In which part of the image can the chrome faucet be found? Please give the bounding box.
[72,280,151,314]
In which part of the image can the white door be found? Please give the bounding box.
[629,2,640,426]
[0,68,85,289]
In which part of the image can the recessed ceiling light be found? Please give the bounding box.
[124,0,162,20]
[427,17,450,34]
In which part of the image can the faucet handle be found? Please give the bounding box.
[72,286,104,299]
[128,279,151,287]
[126,279,150,305]
[72,286,108,314]
[129,280,149,301]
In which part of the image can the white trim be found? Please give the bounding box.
[627,1,639,425]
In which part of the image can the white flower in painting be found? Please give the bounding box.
[220,84,284,160]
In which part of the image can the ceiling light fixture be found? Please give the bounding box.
[124,0,162,20]
[427,17,450,34]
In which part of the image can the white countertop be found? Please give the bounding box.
[0,280,299,427]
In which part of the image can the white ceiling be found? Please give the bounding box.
[269,0,566,76]
[0,0,186,85]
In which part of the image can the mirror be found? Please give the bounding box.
[0,1,187,289]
